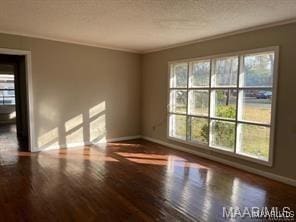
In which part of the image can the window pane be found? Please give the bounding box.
[212,57,238,87]
[169,90,187,114]
[190,117,208,144]
[237,124,270,160]
[188,90,209,116]
[170,63,188,88]
[0,74,15,90]
[190,60,210,87]
[238,90,272,124]
[0,74,15,106]
[211,89,237,120]
[0,83,14,90]
[210,120,235,151]
[169,114,186,140]
[4,97,15,105]
[241,52,274,87]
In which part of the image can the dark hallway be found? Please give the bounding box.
[0,54,29,152]
[0,63,18,151]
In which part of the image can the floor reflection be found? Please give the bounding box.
[0,123,18,151]
[0,139,294,221]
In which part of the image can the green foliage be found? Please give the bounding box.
[200,105,235,148]
[200,123,209,142]
[212,121,235,148]
[216,90,225,101]
[216,105,236,119]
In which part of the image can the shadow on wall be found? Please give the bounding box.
[37,101,106,150]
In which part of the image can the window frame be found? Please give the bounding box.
[167,46,279,166]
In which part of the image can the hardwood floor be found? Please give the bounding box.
[0,135,295,221]
[0,123,18,151]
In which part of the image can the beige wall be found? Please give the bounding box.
[0,22,295,181]
[141,22,296,180]
[0,33,141,150]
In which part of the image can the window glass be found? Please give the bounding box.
[210,120,235,151]
[241,52,274,87]
[190,117,208,144]
[169,90,187,114]
[169,114,186,140]
[190,60,210,87]
[170,63,188,88]
[212,57,238,87]
[237,124,270,160]
[238,90,272,124]
[168,50,276,163]
[188,90,209,116]
[211,89,237,120]
[0,74,15,105]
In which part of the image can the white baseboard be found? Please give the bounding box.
[32,135,142,152]
[106,135,141,143]
[141,136,296,187]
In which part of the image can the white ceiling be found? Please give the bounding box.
[0,0,296,53]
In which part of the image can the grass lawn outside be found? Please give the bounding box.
[170,98,271,160]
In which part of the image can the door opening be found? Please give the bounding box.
[0,54,29,152]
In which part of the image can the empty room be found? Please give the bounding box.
[0,0,295,221]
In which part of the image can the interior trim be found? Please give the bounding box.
[144,18,296,53]
[0,48,34,152]
[0,30,140,54]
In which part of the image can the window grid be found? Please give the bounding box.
[209,56,238,151]
[168,48,276,164]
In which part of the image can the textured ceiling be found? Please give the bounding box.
[0,0,296,53]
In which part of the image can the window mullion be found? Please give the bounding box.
[208,59,213,147]
[186,62,190,141]
[235,56,242,154]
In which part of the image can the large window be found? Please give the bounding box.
[168,47,278,164]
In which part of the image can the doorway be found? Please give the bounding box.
[0,54,29,152]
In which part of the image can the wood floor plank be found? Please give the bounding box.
[0,124,295,221]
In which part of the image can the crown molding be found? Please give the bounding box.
[143,18,296,54]
[0,29,141,54]
[0,18,295,54]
